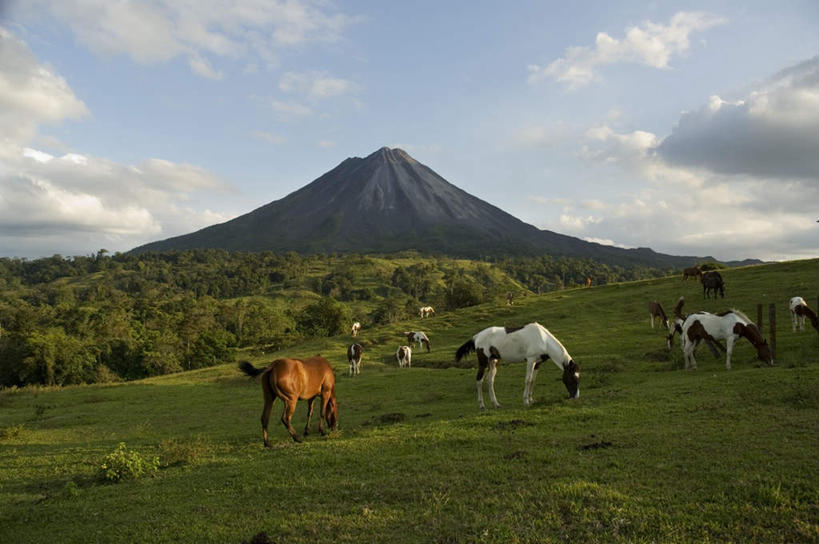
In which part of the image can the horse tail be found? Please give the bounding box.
[455,339,475,362]
[673,296,685,319]
[238,360,265,378]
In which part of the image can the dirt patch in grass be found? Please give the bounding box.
[493,419,534,432]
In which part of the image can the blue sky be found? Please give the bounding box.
[1,1,818,261]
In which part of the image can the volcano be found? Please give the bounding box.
[131,147,719,267]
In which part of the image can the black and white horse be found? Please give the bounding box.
[396,345,412,368]
[455,322,580,408]
[404,331,430,352]
[347,343,363,376]
[681,310,773,370]
[790,296,819,333]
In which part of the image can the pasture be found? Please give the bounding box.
[1,259,817,543]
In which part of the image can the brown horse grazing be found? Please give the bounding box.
[682,265,702,281]
[585,277,592,288]
[648,301,669,329]
[239,356,338,446]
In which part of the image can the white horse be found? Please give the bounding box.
[789,296,819,333]
[455,322,580,408]
[419,306,435,318]
[396,345,412,368]
[404,331,430,352]
[681,310,773,370]
[351,321,361,337]
[347,343,363,376]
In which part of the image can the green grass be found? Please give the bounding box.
[1,259,818,543]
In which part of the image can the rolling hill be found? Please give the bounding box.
[1,259,817,543]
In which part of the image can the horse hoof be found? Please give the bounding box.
[292,435,303,443]
[264,442,271,448]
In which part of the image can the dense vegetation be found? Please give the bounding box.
[0,258,816,543]
[0,250,673,387]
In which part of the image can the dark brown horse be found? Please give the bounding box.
[239,356,338,446]
[701,271,725,299]
[682,265,702,281]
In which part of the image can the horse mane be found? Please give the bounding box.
[504,325,524,334]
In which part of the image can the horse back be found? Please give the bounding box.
[269,356,334,400]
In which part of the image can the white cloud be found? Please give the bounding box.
[528,11,726,89]
[271,99,313,120]
[279,71,358,100]
[657,56,819,181]
[250,130,286,145]
[16,0,359,78]
[0,27,88,145]
[0,27,236,257]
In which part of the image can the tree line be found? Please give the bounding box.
[0,250,672,387]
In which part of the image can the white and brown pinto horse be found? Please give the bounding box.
[666,296,687,349]
[419,306,435,318]
[347,343,363,376]
[405,331,431,352]
[396,345,412,368]
[455,322,580,408]
[789,296,819,333]
[351,321,361,337]
[681,310,773,370]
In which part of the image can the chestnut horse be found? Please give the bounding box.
[682,265,702,281]
[648,301,669,330]
[239,356,338,445]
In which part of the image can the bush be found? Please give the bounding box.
[100,442,159,482]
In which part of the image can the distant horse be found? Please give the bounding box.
[789,296,819,333]
[506,291,514,305]
[701,271,725,299]
[351,321,361,337]
[347,343,363,376]
[648,301,669,330]
[455,322,580,408]
[396,345,412,368]
[419,306,435,318]
[682,265,702,281]
[239,356,338,445]
[681,310,773,370]
[405,331,430,352]
[585,277,592,288]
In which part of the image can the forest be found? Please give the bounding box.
[0,249,676,387]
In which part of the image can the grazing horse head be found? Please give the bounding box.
[562,360,581,399]
[734,322,774,366]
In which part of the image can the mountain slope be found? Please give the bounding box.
[131,147,735,267]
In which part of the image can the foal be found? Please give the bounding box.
[239,356,338,445]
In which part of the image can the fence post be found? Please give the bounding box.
[757,303,763,334]
[768,303,776,362]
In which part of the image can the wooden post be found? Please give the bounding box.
[768,303,776,361]
[757,303,763,334]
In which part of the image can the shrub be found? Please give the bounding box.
[99,442,159,482]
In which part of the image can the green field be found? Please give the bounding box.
[1,259,817,543]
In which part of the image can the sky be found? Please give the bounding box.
[1,1,818,262]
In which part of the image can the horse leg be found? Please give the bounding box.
[280,398,302,443]
[725,337,734,370]
[523,359,534,406]
[486,359,500,408]
[319,391,331,436]
[475,350,489,409]
[260,376,275,448]
[304,397,315,436]
[528,360,541,406]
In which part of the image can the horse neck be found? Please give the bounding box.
[657,305,668,322]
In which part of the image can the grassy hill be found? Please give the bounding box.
[1,259,817,543]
